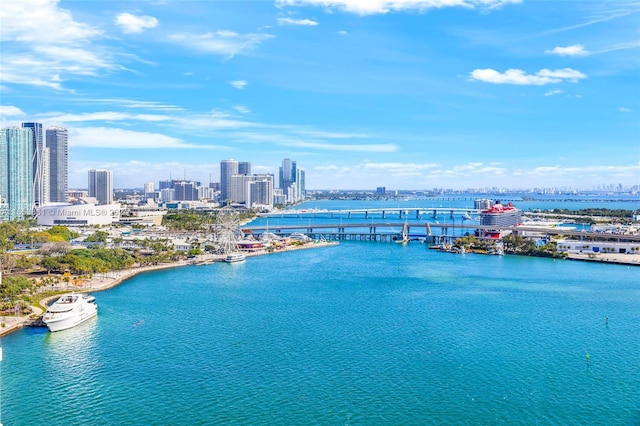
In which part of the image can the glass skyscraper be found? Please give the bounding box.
[220,159,239,203]
[46,127,68,202]
[1,127,34,220]
[279,158,305,203]
[21,122,47,207]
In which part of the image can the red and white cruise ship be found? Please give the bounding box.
[478,201,522,239]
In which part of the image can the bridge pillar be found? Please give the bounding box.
[365,211,368,219]
[450,210,454,219]
[416,210,420,219]
[348,212,351,219]
[399,210,403,219]
[433,209,437,218]
[382,210,385,219]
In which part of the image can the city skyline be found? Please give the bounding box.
[0,0,639,190]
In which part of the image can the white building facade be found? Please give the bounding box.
[37,203,121,226]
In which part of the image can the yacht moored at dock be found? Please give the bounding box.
[42,293,98,332]
[225,253,246,263]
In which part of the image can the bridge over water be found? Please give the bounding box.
[243,222,640,244]
[258,207,482,220]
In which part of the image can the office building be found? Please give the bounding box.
[22,122,48,207]
[174,180,199,201]
[279,158,296,193]
[46,127,68,202]
[238,161,251,176]
[159,179,174,190]
[220,159,239,203]
[279,158,305,203]
[1,127,34,221]
[88,169,113,205]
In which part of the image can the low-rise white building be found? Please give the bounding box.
[556,239,640,255]
[37,202,121,226]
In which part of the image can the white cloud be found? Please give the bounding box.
[115,12,159,34]
[545,44,589,56]
[0,106,26,117]
[82,98,184,111]
[364,162,439,176]
[529,164,640,178]
[285,141,397,152]
[278,17,319,25]
[619,107,632,113]
[0,0,121,90]
[275,0,521,15]
[233,105,251,114]
[168,31,274,58]
[0,0,102,44]
[70,127,226,149]
[337,30,348,36]
[229,80,248,89]
[469,68,587,85]
[544,89,563,96]
[37,111,170,123]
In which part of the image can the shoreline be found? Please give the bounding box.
[565,252,640,266]
[0,241,339,338]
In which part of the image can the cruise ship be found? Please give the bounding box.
[42,293,98,332]
[478,201,522,239]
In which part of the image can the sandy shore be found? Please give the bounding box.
[0,241,339,337]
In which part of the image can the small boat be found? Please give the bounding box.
[224,253,246,263]
[42,293,98,332]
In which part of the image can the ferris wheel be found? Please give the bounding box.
[215,206,241,254]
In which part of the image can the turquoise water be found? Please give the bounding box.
[2,242,639,425]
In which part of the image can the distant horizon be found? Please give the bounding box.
[69,186,639,195]
[1,0,639,189]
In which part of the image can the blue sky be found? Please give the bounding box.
[1,0,639,191]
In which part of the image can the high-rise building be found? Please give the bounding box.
[229,173,273,205]
[279,158,296,193]
[238,161,251,175]
[174,180,199,201]
[247,177,274,210]
[1,127,34,221]
[296,167,305,200]
[46,127,68,203]
[144,182,155,200]
[220,159,239,203]
[22,122,47,207]
[279,158,305,203]
[159,179,174,190]
[88,169,113,205]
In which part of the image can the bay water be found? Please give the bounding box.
[2,238,639,425]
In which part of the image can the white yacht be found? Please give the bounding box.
[42,293,98,332]
[224,253,246,263]
[288,232,312,243]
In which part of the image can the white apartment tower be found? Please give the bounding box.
[88,169,113,205]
